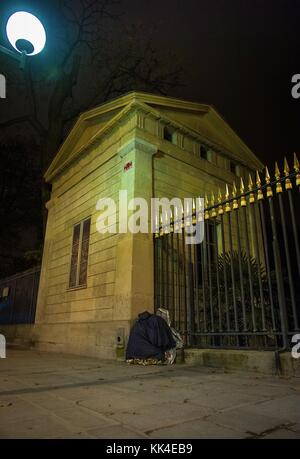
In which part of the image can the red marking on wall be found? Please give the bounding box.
[124,161,133,172]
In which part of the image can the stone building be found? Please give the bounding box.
[23,92,263,358]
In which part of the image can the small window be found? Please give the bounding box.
[200,146,212,162]
[163,126,176,144]
[200,146,208,160]
[69,218,91,289]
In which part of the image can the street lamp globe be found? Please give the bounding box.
[6,11,46,56]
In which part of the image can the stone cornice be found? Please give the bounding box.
[45,103,138,182]
[118,137,157,158]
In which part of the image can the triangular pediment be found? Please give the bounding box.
[45,91,263,182]
[45,105,126,181]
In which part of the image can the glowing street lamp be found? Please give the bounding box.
[0,11,46,68]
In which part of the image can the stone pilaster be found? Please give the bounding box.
[35,197,57,324]
[114,137,157,323]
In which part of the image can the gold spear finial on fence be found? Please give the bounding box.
[211,192,217,217]
[169,208,174,233]
[275,162,283,193]
[284,157,292,190]
[256,170,261,187]
[184,200,190,228]
[248,173,255,203]
[256,170,264,200]
[248,173,253,189]
[185,199,191,228]
[232,181,238,209]
[265,166,273,197]
[225,183,229,198]
[294,152,300,186]
[192,198,197,224]
[197,197,204,223]
[225,184,231,212]
[174,204,180,231]
[240,177,245,193]
[181,205,185,229]
[240,177,247,207]
[284,157,290,175]
[192,198,196,212]
[155,212,160,238]
[164,210,170,234]
[159,212,164,236]
[204,194,210,220]
[218,188,224,215]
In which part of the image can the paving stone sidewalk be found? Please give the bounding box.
[0,349,299,439]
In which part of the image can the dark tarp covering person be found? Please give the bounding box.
[126,311,176,364]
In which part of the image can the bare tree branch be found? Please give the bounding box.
[2,0,183,168]
[0,115,46,137]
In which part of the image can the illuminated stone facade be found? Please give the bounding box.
[32,92,263,358]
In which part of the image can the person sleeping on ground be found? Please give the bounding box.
[126,311,176,365]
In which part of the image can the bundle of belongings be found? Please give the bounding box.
[126,308,183,365]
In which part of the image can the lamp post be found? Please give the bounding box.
[0,11,46,69]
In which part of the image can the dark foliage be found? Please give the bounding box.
[0,138,43,277]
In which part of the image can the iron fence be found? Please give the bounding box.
[0,266,40,325]
[154,155,300,350]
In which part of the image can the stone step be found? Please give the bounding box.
[184,348,300,377]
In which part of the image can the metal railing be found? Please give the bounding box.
[0,266,41,325]
[154,155,300,349]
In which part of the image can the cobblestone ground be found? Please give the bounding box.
[0,349,299,439]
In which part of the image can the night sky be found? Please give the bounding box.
[0,0,300,165]
[120,0,300,166]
